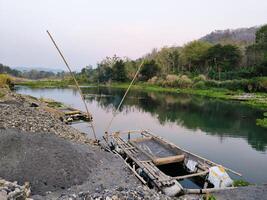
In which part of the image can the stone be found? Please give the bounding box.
[0,191,7,200]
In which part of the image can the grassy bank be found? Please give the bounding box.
[19,80,69,88]
[102,82,267,110]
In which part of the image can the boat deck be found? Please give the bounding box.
[113,134,178,188]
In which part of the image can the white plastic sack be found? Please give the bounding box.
[162,180,182,196]
[185,159,198,173]
[208,166,233,188]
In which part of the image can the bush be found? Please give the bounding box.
[193,80,206,89]
[0,74,13,89]
[233,180,250,187]
[163,74,180,87]
[257,77,267,92]
[205,80,220,88]
[219,79,249,91]
[147,76,158,84]
[204,78,267,92]
[177,75,193,88]
[193,74,207,83]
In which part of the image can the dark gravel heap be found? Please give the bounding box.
[0,130,101,195]
[0,130,172,199]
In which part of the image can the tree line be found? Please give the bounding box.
[0,63,67,80]
[77,25,267,83]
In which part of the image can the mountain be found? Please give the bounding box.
[13,66,65,73]
[200,26,261,47]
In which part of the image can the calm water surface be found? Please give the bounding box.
[16,86,267,184]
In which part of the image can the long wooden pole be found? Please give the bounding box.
[46,30,97,141]
[105,61,144,138]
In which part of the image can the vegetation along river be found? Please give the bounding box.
[15,86,267,185]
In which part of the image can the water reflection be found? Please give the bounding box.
[82,87,267,152]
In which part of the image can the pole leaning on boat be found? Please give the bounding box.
[104,61,144,142]
[46,30,97,142]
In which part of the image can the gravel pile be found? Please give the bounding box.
[0,130,102,195]
[0,130,172,199]
[0,92,93,144]
[53,186,172,200]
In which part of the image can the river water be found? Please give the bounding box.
[15,86,267,184]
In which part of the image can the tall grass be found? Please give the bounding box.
[0,74,12,98]
[0,74,11,88]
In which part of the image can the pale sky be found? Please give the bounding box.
[0,0,267,70]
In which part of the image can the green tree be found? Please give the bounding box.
[125,60,138,80]
[139,60,159,81]
[156,47,180,74]
[245,25,267,75]
[112,60,127,82]
[256,25,267,47]
[180,41,212,72]
[205,44,241,71]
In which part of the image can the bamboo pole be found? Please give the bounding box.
[105,61,144,140]
[170,170,209,181]
[183,187,236,194]
[46,30,97,141]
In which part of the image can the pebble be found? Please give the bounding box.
[0,178,31,200]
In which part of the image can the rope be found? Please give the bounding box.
[46,30,97,141]
[105,60,144,136]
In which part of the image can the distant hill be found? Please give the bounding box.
[13,66,65,73]
[200,26,261,47]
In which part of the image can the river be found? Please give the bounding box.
[15,86,267,184]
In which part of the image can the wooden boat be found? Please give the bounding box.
[110,130,239,196]
[41,98,93,124]
[58,107,92,124]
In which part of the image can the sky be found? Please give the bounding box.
[0,0,267,71]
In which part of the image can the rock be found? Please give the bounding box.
[0,191,7,200]
[0,178,31,200]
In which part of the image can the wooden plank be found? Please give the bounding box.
[143,162,169,183]
[152,155,185,166]
[170,170,209,181]
[140,160,152,163]
[129,137,152,143]
[125,147,135,150]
